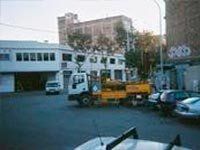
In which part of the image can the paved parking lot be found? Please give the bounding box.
[1,92,200,150]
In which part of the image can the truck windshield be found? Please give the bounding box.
[46,83,59,87]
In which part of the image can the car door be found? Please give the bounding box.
[175,92,188,101]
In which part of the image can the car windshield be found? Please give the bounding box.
[182,97,200,104]
[46,83,59,87]
[188,92,200,97]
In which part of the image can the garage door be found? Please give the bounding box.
[0,74,14,93]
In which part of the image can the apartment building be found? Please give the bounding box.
[58,13,133,51]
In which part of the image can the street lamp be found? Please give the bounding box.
[152,0,164,75]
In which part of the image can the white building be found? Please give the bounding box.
[0,40,126,93]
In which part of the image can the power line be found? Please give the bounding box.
[0,22,58,34]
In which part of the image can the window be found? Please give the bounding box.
[110,58,115,64]
[91,70,98,77]
[101,57,107,64]
[90,56,97,63]
[16,53,22,61]
[44,53,49,61]
[0,53,10,61]
[73,75,85,84]
[30,53,36,61]
[76,55,85,62]
[37,53,42,61]
[23,53,29,61]
[50,53,55,61]
[100,69,111,78]
[118,59,124,65]
[62,53,72,61]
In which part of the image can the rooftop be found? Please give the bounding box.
[0,40,73,50]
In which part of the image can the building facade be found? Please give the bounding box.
[165,0,200,57]
[0,40,126,93]
[164,0,200,91]
[58,13,133,50]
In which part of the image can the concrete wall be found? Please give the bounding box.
[0,74,14,93]
[185,65,200,92]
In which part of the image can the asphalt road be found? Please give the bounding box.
[1,92,200,150]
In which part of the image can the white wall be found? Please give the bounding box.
[0,74,14,93]
[0,49,60,72]
[60,51,126,81]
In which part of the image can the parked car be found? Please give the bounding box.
[159,90,190,114]
[45,81,61,95]
[75,126,190,150]
[147,90,165,109]
[187,91,200,97]
[175,97,200,119]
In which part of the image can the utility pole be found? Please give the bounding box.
[152,0,164,75]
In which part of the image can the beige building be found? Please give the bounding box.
[58,13,133,50]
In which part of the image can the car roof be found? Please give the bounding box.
[46,81,59,83]
[75,137,190,150]
[163,90,186,93]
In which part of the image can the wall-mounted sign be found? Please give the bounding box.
[168,45,191,59]
[61,62,67,69]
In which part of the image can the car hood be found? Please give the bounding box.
[75,137,190,150]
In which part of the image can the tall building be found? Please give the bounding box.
[165,0,200,58]
[164,0,200,91]
[57,13,133,51]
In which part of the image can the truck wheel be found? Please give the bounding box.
[132,100,138,106]
[79,95,92,107]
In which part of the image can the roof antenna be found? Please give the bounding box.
[93,120,104,146]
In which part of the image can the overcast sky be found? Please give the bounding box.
[0,0,165,43]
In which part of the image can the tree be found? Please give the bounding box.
[114,21,135,51]
[96,34,115,52]
[68,32,92,51]
[125,31,161,79]
[114,21,126,50]
[74,54,85,73]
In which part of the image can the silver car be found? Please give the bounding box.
[175,97,200,119]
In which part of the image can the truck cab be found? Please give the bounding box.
[68,72,101,106]
[68,73,89,95]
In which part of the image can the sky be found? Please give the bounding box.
[0,0,165,43]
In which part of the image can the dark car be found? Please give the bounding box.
[175,97,200,119]
[187,91,200,97]
[159,90,190,114]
